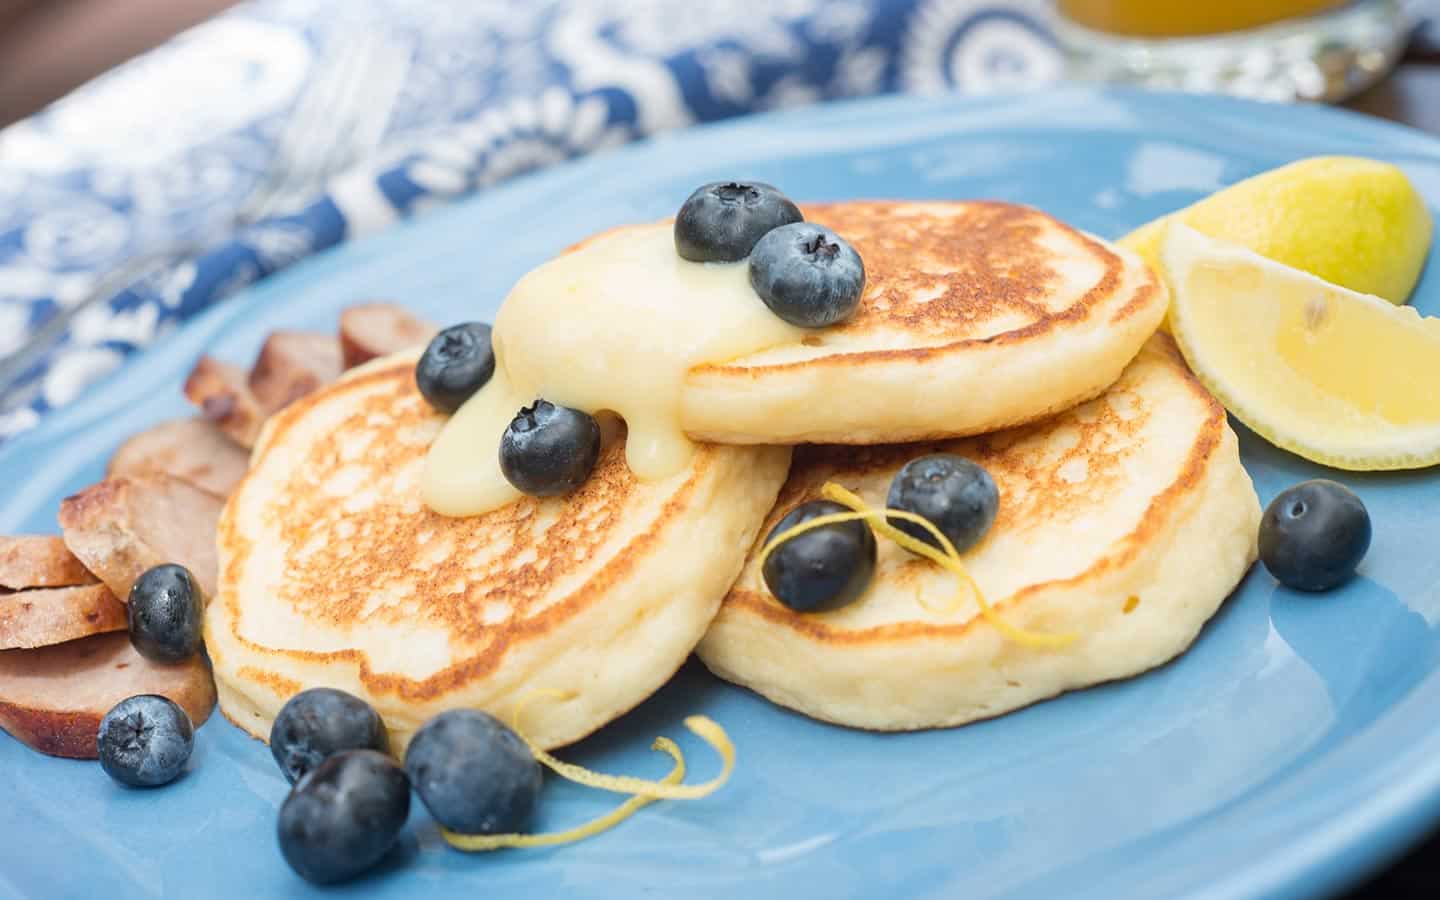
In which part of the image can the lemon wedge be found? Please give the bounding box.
[1122,156,1432,307]
[1163,224,1440,471]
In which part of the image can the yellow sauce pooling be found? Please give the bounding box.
[425,224,802,517]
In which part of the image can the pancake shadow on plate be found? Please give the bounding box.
[1269,575,1439,730]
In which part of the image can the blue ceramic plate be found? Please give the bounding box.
[4,89,1440,900]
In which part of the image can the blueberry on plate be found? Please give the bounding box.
[762,499,876,613]
[887,455,999,555]
[748,222,866,328]
[415,322,495,413]
[270,688,390,785]
[97,694,194,788]
[1259,479,1371,592]
[127,563,204,663]
[674,181,803,262]
[404,709,541,835]
[278,749,410,885]
[499,399,602,496]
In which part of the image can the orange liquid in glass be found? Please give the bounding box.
[1058,0,1347,37]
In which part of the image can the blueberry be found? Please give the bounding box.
[499,400,601,496]
[887,455,999,555]
[748,223,866,328]
[127,564,203,663]
[270,688,390,785]
[1259,479,1371,592]
[415,322,495,413]
[277,749,410,885]
[404,709,541,835]
[674,181,803,262]
[761,500,876,613]
[97,694,194,788]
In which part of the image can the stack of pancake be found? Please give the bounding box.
[207,200,1260,751]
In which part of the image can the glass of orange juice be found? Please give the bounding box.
[1054,0,1412,102]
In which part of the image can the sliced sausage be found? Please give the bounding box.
[0,536,95,589]
[339,303,438,369]
[184,356,264,448]
[0,632,215,758]
[58,474,222,602]
[248,330,343,412]
[0,583,126,649]
[107,417,250,499]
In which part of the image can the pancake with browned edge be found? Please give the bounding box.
[678,201,1167,444]
[698,336,1259,730]
[208,352,790,752]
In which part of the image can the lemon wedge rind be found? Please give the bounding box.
[1163,224,1440,472]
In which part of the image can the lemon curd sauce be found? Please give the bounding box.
[424,224,802,516]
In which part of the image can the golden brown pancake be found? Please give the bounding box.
[207,352,789,752]
[679,201,1168,444]
[698,336,1260,730]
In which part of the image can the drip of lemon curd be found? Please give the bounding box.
[424,223,802,516]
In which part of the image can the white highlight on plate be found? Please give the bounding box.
[1125,143,1226,196]
[756,832,839,864]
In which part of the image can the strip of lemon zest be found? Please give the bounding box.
[440,736,685,851]
[502,688,735,800]
[755,482,1077,650]
[533,716,733,799]
[442,689,734,851]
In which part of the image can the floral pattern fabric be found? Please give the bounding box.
[0,0,1063,440]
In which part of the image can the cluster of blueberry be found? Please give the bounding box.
[416,325,605,497]
[95,565,205,787]
[271,691,539,884]
[763,455,999,613]
[413,181,868,499]
[675,182,866,328]
[762,469,1374,617]
[96,565,542,885]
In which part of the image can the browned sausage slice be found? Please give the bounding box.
[339,303,438,369]
[58,474,222,601]
[0,583,127,649]
[0,632,216,758]
[248,330,343,412]
[0,536,95,589]
[107,418,250,499]
[183,356,264,449]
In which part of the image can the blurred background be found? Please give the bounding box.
[0,1,1437,896]
[1,0,1433,128]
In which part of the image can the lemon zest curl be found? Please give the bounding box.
[441,736,686,850]
[440,689,735,852]
[756,481,1077,650]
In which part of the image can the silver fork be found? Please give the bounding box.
[0,30,410,401]
[240,31,409,223]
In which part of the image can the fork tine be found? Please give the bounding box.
[243,33,378,221]
[348,40,411,163]
[253,34,403,221]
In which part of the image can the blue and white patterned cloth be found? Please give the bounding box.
[0,0,1065,442]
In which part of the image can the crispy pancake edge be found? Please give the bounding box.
[692,200,1160,375]
[213,355,740,704]
[570,200,1160,376]
[718,333,1227,644]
